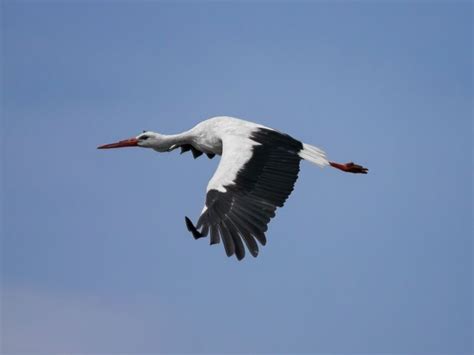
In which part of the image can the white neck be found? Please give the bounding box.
[147,131,191,152]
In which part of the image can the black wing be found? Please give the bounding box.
[179,144,214,159]
[185,128,303,260]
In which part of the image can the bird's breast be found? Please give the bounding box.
[193,134,223,155]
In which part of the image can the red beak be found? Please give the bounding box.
[97,137,139,149]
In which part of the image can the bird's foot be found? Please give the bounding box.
[329,161,368,174]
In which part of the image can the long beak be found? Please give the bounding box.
[97,137,139,149]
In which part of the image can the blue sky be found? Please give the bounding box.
[1,1,472,353]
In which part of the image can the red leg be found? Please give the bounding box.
[329,161,368,174]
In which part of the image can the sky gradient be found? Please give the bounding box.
[1,1,472,353]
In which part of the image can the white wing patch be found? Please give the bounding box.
[206,135,260,193]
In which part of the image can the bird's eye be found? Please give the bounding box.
[140,135,149,140]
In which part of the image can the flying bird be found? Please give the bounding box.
[98,116,368,260]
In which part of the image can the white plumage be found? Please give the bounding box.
[98,116,368,260]
[299,143,329,167]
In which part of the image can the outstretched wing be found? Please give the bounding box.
[185,128,303,260]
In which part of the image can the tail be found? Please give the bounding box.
[298,143,329,167]
[299,143,368,174]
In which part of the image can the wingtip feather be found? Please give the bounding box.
[185,216,203,240]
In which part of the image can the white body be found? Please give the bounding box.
[184,116,328,193]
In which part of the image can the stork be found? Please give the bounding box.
[98,116,368,260]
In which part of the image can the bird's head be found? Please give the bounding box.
[98,131,169,151]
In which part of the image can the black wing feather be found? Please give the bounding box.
[180,144,192,154]
[191,147,203,159]
[218,222,235,257]
[209,224,220,245]
[224,218,245,260]
[179,144,214,159]
[185,128,303,260]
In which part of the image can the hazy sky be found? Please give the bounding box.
[2,1,472,354]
